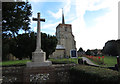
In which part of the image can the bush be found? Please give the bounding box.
[70,65,120,84]
[49,58,81,64]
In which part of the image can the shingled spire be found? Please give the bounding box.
[62,8,65,24]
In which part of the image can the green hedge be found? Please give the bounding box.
[70,65,120,84]
[49,58,81,64]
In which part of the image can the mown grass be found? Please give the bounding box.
[1,60,31,66]
[103,56,117,67]
[1,57,81,66]
[85,56,117,67]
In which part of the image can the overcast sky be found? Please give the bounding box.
[23,0,119,51]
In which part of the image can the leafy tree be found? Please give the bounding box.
[102,40,119,56]
[85,49,91,55]
[94,49,98,56]
[15,33,33,60]
[78,47,84,52]
[116,39,120,56]
[2,2,32,38]
[2,34,10,60]
[2,32,57,60]
[41,33,58,59]
[2,2,57,60]
[2,2,32,60]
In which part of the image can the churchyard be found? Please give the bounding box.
[0,56,117,67]
[2,10,120,83]
[1,56,120,83]
[2,2,120,84]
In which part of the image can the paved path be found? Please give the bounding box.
[81,57,99,66]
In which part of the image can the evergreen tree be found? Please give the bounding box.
[2,32,57,60]
[78,47,84,52]
[102,40,119,56]
[85,49,91,55]
[41,33,58,59]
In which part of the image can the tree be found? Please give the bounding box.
[94,49,98,56]
[85,49,91,55]
[116,39,120,56]
[15,33,34,60]
[41,33,58,59]
[2,2,32,38]
[2,32,57,60]
[102,40,119,56]
[2,34,10,60]
[2,2,32,60]
[78,47,84,52]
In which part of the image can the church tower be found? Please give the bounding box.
[55,9,76,57]
[50,9,76,58]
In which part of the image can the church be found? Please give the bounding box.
[50,9,76,58]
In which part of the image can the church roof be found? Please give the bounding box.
[56,45,65,50]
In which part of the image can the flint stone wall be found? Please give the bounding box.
[2,64,76,84]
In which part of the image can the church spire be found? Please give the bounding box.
[62,8,65,24]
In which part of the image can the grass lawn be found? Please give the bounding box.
[85,56,117,67]
[103,56,117,67]
[1,57,81,66]
[1,60,31,66]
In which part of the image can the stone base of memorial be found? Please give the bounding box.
[27,51,52,67]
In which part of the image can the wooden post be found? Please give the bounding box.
[117,56,119,65]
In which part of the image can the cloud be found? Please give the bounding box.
[29,0,66,2]
[71,0,118,51]
[33,21,60,35]
[30,0,119,51]
[48,0,71,19]
[63,0,71,15]
[48,9,62,19]
[42,22,59,35]
[42,21,60,30]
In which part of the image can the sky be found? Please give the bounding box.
[23,0,119,51]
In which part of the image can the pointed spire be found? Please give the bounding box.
[62,8,65,24]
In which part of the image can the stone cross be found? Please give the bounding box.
[33,12,45,52]
[27,12,52,67]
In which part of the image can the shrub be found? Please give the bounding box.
[49,58,81,64]
[70,65,120,84]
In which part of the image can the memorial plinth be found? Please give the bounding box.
[27,12,52,67]
[27,51,52,67]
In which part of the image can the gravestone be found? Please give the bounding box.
[27,12,52,67]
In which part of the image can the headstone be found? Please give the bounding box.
[27,12,52,67]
